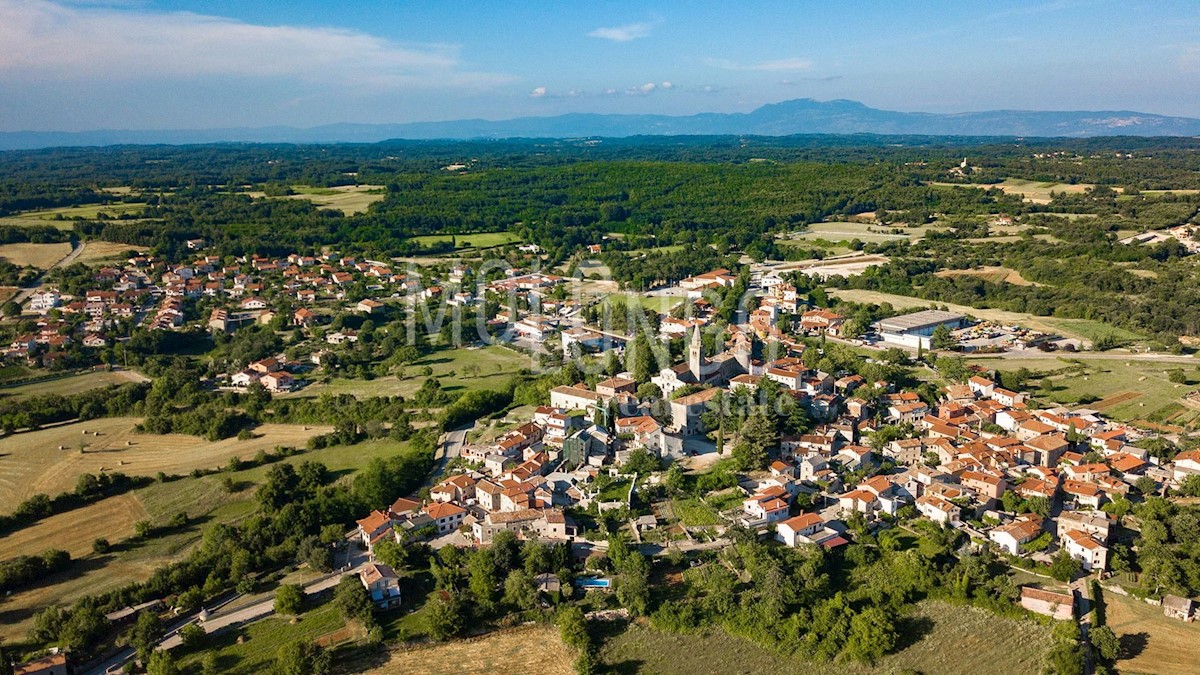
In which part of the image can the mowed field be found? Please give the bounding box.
[74,240,149,266]
[408,231,522,250]
[935,266,1040,286]
[599,601,1052,675]
[783,221,932,244]
[1106,591,1200,675]
[367,625,574,675]
[287,184,386,215]
[0,418,331,512]
[930,178,1110,205]
[0,202,147,230]
[0,436,420,642]
[0,369,148,401]
[0,242,72,269]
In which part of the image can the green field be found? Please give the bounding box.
[598,600,1053,675]
[287,185,386,215]
[409,231,521,250]
[783,221,933,244]
[293,344,532,400]
[178,600,349,674]
[671,498,721,526]
[0,202,147,229]
[0,436,422,642]
[0,369,147,401]
[930,178,1104,204]
[969,356,1200,424]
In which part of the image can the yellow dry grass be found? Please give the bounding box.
[0,242,72,269]
[0,493,162,641]
[0,418,331,512]
[366,625,575,675]
[75,240,149,266]
[286,184,386,215]
[935,266,1040,286]
[1106,591,1200,675]
[0,492,147,560]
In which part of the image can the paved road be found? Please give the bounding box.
[87,568,358,674]
[10,239,86,307]
[826,333,1198,363]
[423,423,471,489]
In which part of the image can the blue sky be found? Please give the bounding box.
[1,0,1199,131]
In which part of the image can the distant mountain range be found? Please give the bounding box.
[4,99,1200,150]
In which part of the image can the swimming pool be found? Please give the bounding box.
[575,576,612,589]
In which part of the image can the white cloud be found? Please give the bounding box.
[706,57,814,72]
[661,81,673,89]
[0,0,512,90]
[588,21,655,42]
[1179,45,1200,73]
[530,86,547,98]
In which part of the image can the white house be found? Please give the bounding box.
[916,494,961,524]
[1063,529,1108,571]
[424,501,466,534]
[988,515,1043,555]
[775,513,825,547]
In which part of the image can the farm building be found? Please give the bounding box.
[876,309,966,349]
[1020,586,1075,620]
[1162,594,1194,621]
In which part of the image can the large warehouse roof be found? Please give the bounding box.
[877,309,965,334]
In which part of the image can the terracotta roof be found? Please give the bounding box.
[424,502,466,519]
[779,513,824,531]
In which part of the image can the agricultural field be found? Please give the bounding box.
[74,240,149,266]
[930,179,1108,204]
[367,625,574,675]
[178,601,351,675]
[0,242,71,269]
[272,184,387,215]
[1105,591,1200,675]
[0,418,331,512]
[782,221,932,244]
[0,202,147,229]
[0,369,148,401]
[408,231,521,250]
[935,266,1039,286]
[292,343,532,400]
[598,600,1052,675]
[972,356,1200,424]
[828,288,1146,346]
[0,436,422,642]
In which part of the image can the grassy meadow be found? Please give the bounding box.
[598,600,1053,675]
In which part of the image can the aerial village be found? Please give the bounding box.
[15,242,1200,622]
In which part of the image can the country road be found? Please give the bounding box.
[87,567,359,674]
[9,239,87,307]
[825,333,1199,364]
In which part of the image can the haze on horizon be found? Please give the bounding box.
[2,0,1199,132]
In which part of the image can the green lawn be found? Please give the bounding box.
[177,600,348,674]
[598,479,633,502]
[409,231,521,249]
[294,344,533,400]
